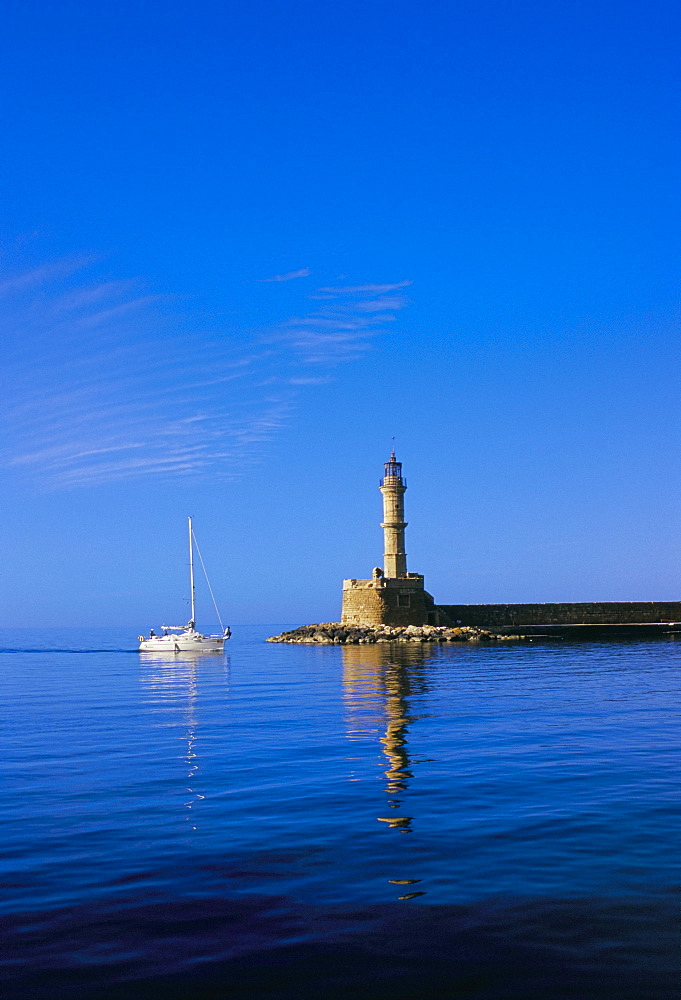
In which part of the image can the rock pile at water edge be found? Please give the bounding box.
[266,624,524,644]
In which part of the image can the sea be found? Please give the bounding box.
[1,626,678,999]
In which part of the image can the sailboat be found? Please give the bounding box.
[138,517,231,653]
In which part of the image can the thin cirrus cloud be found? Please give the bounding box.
[2,259,410,488]
[274,280,412,364]
[263,267,311,282]
[315,281,412,294]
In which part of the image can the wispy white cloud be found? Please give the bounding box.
[315,281,412,295]
[263,267,311,282]
[0,257,93,296]
[287,376,331,386]
[270,278,410,364]
[2,258,410,488]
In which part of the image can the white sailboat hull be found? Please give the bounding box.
[139,631,225,653]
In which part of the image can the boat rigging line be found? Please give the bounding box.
[191,525,226,634]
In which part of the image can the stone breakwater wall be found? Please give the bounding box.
[266,623,524,644]
[438,601,681,627]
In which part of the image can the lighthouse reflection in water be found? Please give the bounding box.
[343,642,431,835]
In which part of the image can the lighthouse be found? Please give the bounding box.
[380,449,408,578]
[341,450,440,625]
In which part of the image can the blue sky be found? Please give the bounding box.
[1,0,680,626]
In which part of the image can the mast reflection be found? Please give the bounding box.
[139,649,229,830]
[342,643,431,832]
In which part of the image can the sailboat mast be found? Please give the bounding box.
[188,516,196,626]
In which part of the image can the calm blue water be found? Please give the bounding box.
[1,627,678,998]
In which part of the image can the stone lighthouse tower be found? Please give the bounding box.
[380,450,408,578]
[341,449,440,626]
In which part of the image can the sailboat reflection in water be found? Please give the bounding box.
[342,643,431,833]
[139,649,229,830]
[139,517,231,653]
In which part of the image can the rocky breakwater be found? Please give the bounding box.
[266,623,524,644]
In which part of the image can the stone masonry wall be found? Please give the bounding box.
[437,601,681,627]
[342,581,438,626]
[377,586,436,626]
[340,585,386,625]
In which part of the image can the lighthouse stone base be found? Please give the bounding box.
[341,574,443,627]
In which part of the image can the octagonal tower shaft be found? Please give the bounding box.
[380,451,408,578]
